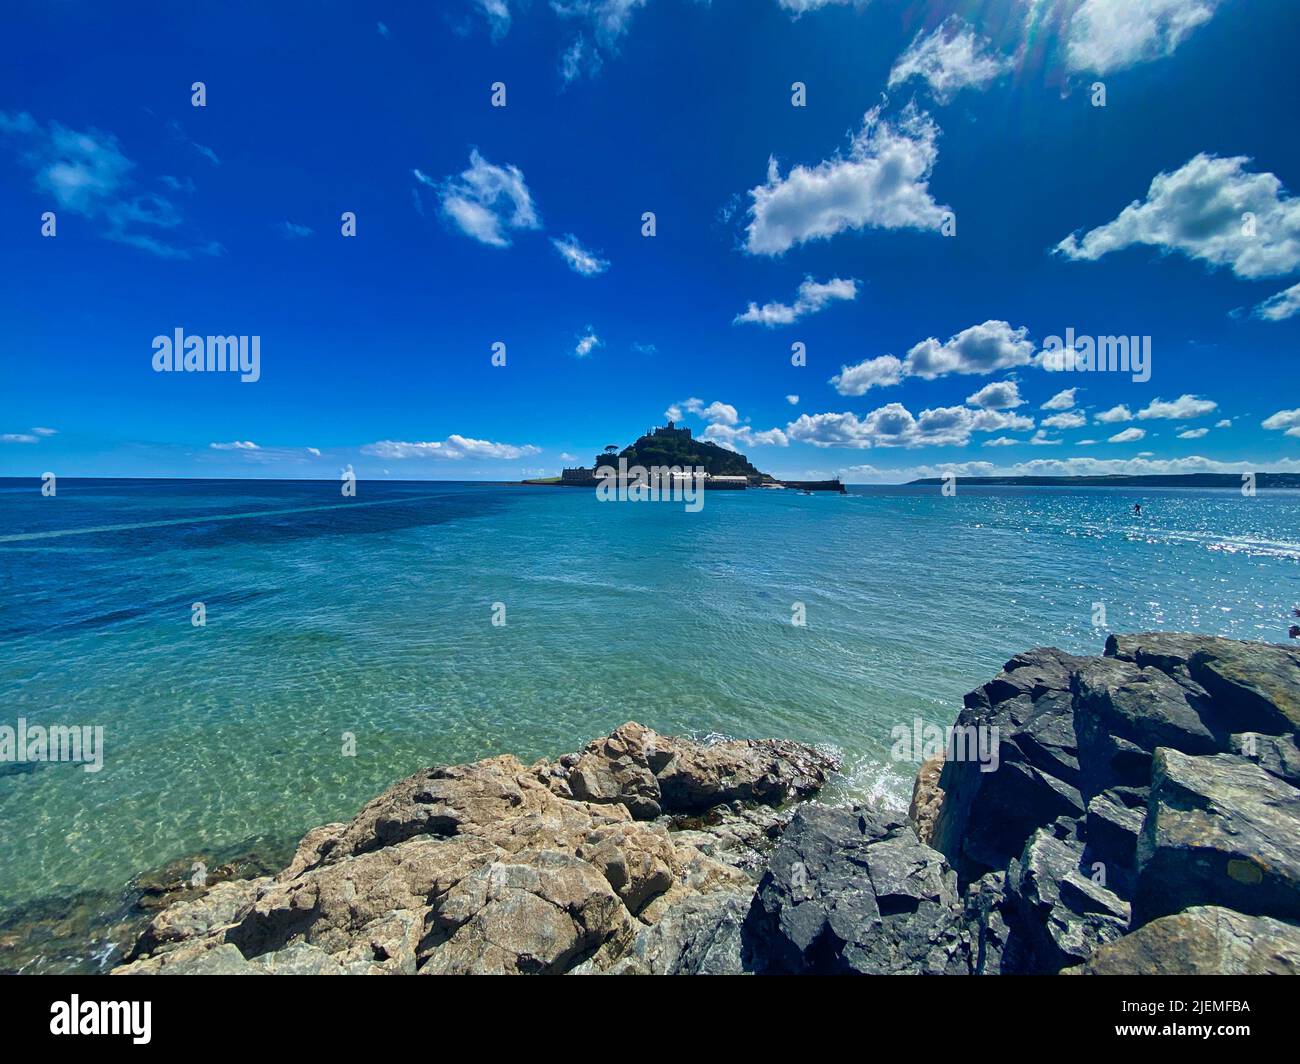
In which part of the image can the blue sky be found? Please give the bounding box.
[2,0,1298,482]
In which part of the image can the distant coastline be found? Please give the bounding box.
[905,472,1300,489]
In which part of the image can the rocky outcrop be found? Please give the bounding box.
[1065,906,1300,975]
[924,632,1300,974]
[110,633,1300,976]
[114,724,838,977]
[748,804,971,974]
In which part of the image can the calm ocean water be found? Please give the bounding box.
[1,478,1298,966]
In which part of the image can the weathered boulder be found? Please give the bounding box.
[592,892,754,975]
[752,805,970,974]
[909,753,945,846]
[114,723,831,977]
[1232,731,1300,786]
[1065,905,1300,975]
[1005,820,1130,973]
[1134,748,1300,925]
[1106,633,1300,736]
[930,648,1086,881]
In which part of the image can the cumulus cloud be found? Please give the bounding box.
[777,0,863,13]
[1094,404,1134,423]
[361,436,541,460]
[1042,410,1087,429]
[1041,388,1078,410]
[743,104,949,256]
[902,320,1035,380]
[1253,282,1300,322]
[1064,0,1224,75]
[887,17,1013,103]
[734,276,858,326]
[787,402,1031,449]
[965,380,1024,410]
[1055,153,1300,280]
[432,149,540,247]
[575,327,601,357]
[838,453,1300,485]
[1262,409,1300,439]
[1137,394,1217,419]
[551,233,610,276]
[786,394,800,405]
[1108,427,1146,443]
[1177,427,1209,439]
[670,397,787,449]
[209,440,260,450]
[831,321,1035,396]
[0,110,217,259]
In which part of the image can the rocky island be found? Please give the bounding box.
[112,633,1300,975]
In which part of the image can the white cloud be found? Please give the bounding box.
[743,104,949,256]
[1056,153,1300,279]
[209,440,259,450]
[777,0,863,13]
[361,436,541,460]
[831,320,1034,396]
[1042,410,1087,429]
[1030,430,1063,446]
[840,454,1300,484]
[475,0,512,39]
[279,221,313,238]
[1137,394,1217,419]
[787,402,1031,449]
[887,17,1013,103]
[984,437,1020,447]
[433,149,540,247]
[552,233,610,276]
[830,355,905,396]
[903,320,1035,379]
[1108,427,1146,443]
[1041,388,1078,410]
[965,380,1024,410]
[31,427,57,436]
[0,111,215,259]
[575,327,601,357]
[1177,427,1209,439]
[1094,404,1134,423]
[786,394,800,405]
[1215,419,1231,428]
[1253,282,1300,322]
[553,0,648,82]
[1,433,38,443]
[734,276,858,326]
[1065,0,1223,75]
[673,397,787,449]
[1262,409,1300,439]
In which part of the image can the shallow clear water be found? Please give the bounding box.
[1,478,1298,949]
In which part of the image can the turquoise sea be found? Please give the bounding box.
[1,478,1298,969]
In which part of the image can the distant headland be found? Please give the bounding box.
[524,421,845,492]
[906,473,1300,488]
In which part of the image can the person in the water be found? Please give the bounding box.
[1133,503,1142,515]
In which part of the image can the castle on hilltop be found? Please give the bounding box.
[649,420,691,440]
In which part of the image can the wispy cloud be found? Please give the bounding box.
[0,111,217,259]
[361,436,541,459]
[575,327,601,357]
[427,149,541,247]
[887,17,1014,103]
[552,233,610,275]
[1063,0,1224,75]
